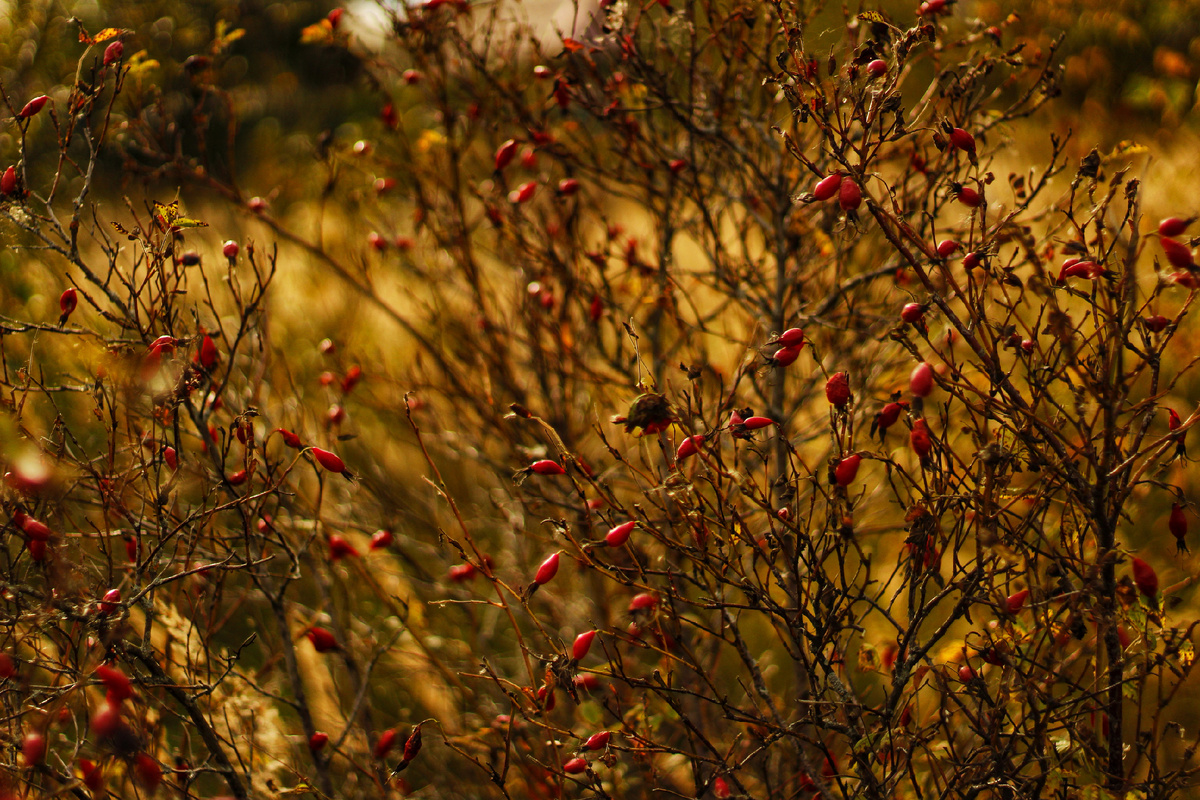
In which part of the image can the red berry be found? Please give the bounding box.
[1131,556,1158,598]
[573,630,597,660]
[134,754,162,790]
[714,777,732,799]
[838,178,862,211]
[866,59,887,78]
[198,334,219,369]
[328,8,345,27]
[374,728,398,759]
[954,185,982,207]
[1161,237,1195,269]
[574,674,601,691]
[307,626,339,653]
[629,592,658,611]
[248,196,268,212]
[585,731,610,750]
[962,251,981,270]
[948,127,975,153]
[402,69,422,85]
[936,239,960,258]
[563,757,588,774]
[1004,588,1029,615]
[91,700,121,737]
[534,551,561,585]
[309,731,329,751]
[22,517,52,541]
[530,459,566,475]
[1,166,16,195]
[98,588,121,616]
[495,139,518,171]
[901,303,925,324]
[910,419,932,459]
[1144,315,1170,333]
[874,402,904,437]
[18,95,49,119]
[509,181,538,204]
[813,173,842,201]
[675,435,705,461]
[96,664,133,702]
[558,178,581,195]
[80,758,104,791]
[28,539,47,562]
[668,158,688,172]
[1170,503,1188,550]
[772,345,802,366]
[606,521,636,547]
[402,725,423,763]
[59,287,78,321]
[370,529,394,551]
[825,372,851,407]
[834,454,861,487]
[449,563,477,582]
[1159,217,1190,237]
[23,731,46,765]
[312,447,346,474]
[910,362,934,397]
[329,534,359,561]
[958,663,976,682]
[775,327,805,347]
[276,429,303,448]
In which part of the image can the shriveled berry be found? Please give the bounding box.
[825,372,851,407]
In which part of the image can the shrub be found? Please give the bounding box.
[1,1,1198,798]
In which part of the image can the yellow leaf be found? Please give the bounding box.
[417,129,447,153]
[125,51,160,80]
[1179,639,1194,669]
[300,20,334,45]
[857,643,881,673]
[77,24,129,45]
[857,10,892,25]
